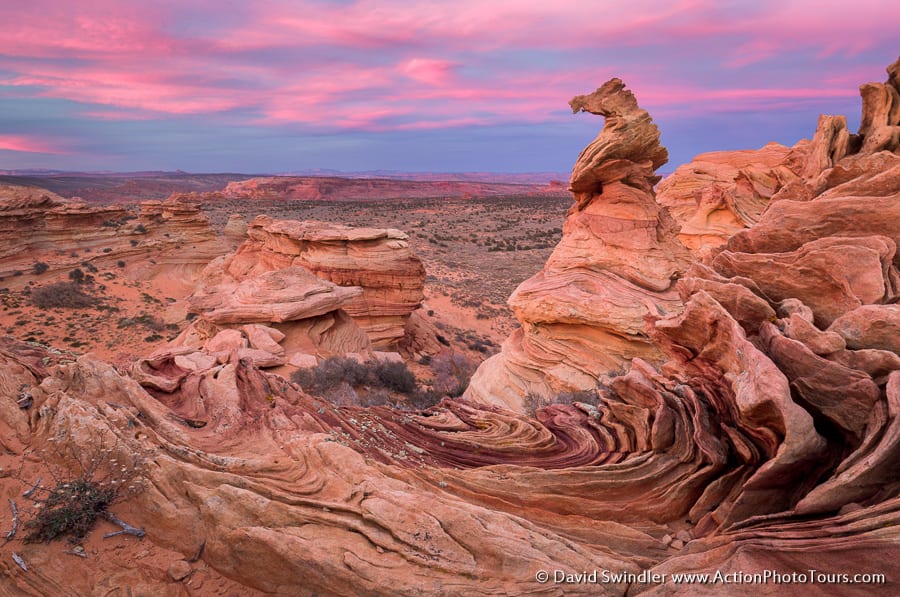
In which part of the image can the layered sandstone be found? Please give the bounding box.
[0,187,224,286]
[226,215,425,348]
[162,216,425,371]
[466,79,691,411]
[659,56,900,252]
[656,142,807,251]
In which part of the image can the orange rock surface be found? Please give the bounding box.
[1,58,899,596]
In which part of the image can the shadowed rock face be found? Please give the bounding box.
[2,61,900,596]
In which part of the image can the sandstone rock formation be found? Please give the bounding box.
[0,187,224,287]
[226,215,425,349]
[656,142,807,251]
[658,56,900,252]
[153,216,425,371]
[2,60,900,596]
[466,79,691,411]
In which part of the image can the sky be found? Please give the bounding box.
[0,0,897,174]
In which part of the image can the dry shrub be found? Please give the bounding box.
[430,351,476,398]
[31,281,98,309]
[19,436,145,544]
[291,356,418,401]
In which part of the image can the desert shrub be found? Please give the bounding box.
[31,282,98,309]
[401,388,443,411]
[430,351,476,398]
[523,392,547,414]
[292,356,419,400]
[523,389,599,415]
[24,478,117,543]
[358,388,393,407]
[116,313,166,332]
[68,268,85,283]
[134,224,147,234]
[21,437,144,544]
[372,360,417,394]
[291,356,371,393]
[32,262,49,275]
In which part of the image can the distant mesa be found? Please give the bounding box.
[221,175,569,201]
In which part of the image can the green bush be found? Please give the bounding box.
[32,262,49,275]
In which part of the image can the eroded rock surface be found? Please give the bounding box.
[0,187,224,287]
[229,216,425,349]
[466,78,691,411]
[2,60,900,596]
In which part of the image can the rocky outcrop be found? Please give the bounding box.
[659,56,900,251]
[656,142,806,251]
[159,216,424,370]
[0,187,224,284]
[227,215,425,349]
[2,61,900,597]
[465,79,691,411]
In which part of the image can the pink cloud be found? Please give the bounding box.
[0,0,894,137]
[0,134,67,154]
[398,58,458,86]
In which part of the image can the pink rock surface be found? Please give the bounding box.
[226,216,425,348]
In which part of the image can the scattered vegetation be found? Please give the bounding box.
[291,352,478,410]
[430,351,477,398]
[32,262,49,275]
[291,356,417,398]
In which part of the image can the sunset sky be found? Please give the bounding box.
[0,0,896,174]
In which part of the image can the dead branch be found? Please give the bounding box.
[5,499,18,541]
[22,477,41,499]
[102,511,145,539]
[12,552,27,572]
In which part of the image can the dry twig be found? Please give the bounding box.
[5,499,18,541]
[102,511,145,539]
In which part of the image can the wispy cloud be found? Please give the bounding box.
[0,0,895,170]
[0,134,67,154]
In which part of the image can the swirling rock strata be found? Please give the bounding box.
[465,79,691,412]
[2,61,900,596]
